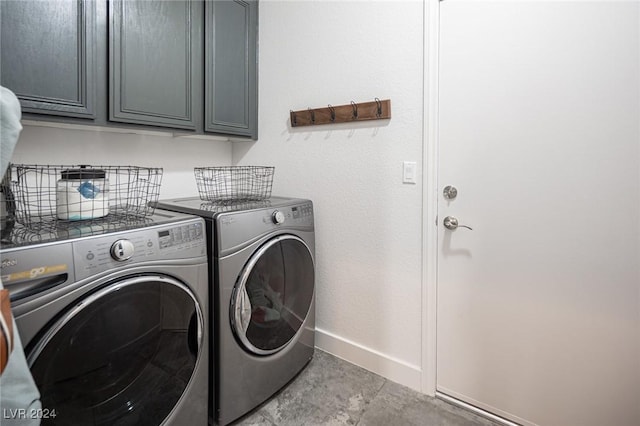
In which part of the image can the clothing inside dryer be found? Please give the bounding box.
[243,238,314,352]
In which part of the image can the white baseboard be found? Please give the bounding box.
[315,327,422,392]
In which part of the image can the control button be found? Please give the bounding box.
[272,210,285,224]
[86,252,95,260]
[110,239,135,261]
[147,240,153,248]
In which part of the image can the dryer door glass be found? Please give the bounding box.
[27,276,203,426]
[232,235,314,355]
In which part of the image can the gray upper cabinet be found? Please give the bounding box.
[109,0,202,130]
[2,0,257,138]
[205,0,258,139]
[0,0,96,118]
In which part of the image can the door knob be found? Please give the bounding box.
[443,216,472,230]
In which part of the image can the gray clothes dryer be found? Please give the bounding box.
[154,197,315,425]
[0,211,209,426]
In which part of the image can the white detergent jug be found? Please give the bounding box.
[56,168,109,220]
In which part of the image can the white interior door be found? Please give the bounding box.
[436,2,640,426]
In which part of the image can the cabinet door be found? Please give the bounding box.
[109,0,201,130]
[205,0,258,139]
[0,0,96,118]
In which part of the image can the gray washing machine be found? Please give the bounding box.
[154,197,315,425]
[0,210,209,425]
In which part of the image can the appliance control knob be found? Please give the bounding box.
[111,239,135,261]
[272,210,285,224]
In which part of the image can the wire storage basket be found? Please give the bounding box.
[6,164,163,225]
[194,166,274,202]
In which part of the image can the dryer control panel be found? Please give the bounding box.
[217,201,314,255]
[290,203,314,221]
[259,203,314,227]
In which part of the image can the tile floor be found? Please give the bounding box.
[233,349,501,426]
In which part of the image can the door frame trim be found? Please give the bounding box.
[421,0,440,396]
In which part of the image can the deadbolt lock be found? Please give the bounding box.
[443,185,458,200]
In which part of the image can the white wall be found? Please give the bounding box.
[11,123,233,198]
[234,0,425,389]
[9,0,427,391]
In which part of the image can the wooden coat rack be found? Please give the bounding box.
[290,99,391,127]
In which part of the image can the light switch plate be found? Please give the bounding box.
[403,161,417,184]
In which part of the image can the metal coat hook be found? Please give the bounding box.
[375,98,382,118]
[289,99,390,127]
[328,104,336,122]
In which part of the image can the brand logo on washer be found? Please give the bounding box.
[221,217,236,226]
[0,259,17,269]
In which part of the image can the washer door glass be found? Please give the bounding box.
[27,276,203,426]
[231,235,314,355]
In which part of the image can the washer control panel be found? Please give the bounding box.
[73,219,206,281]
[272,210,286,224]
[111,239,135,261]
